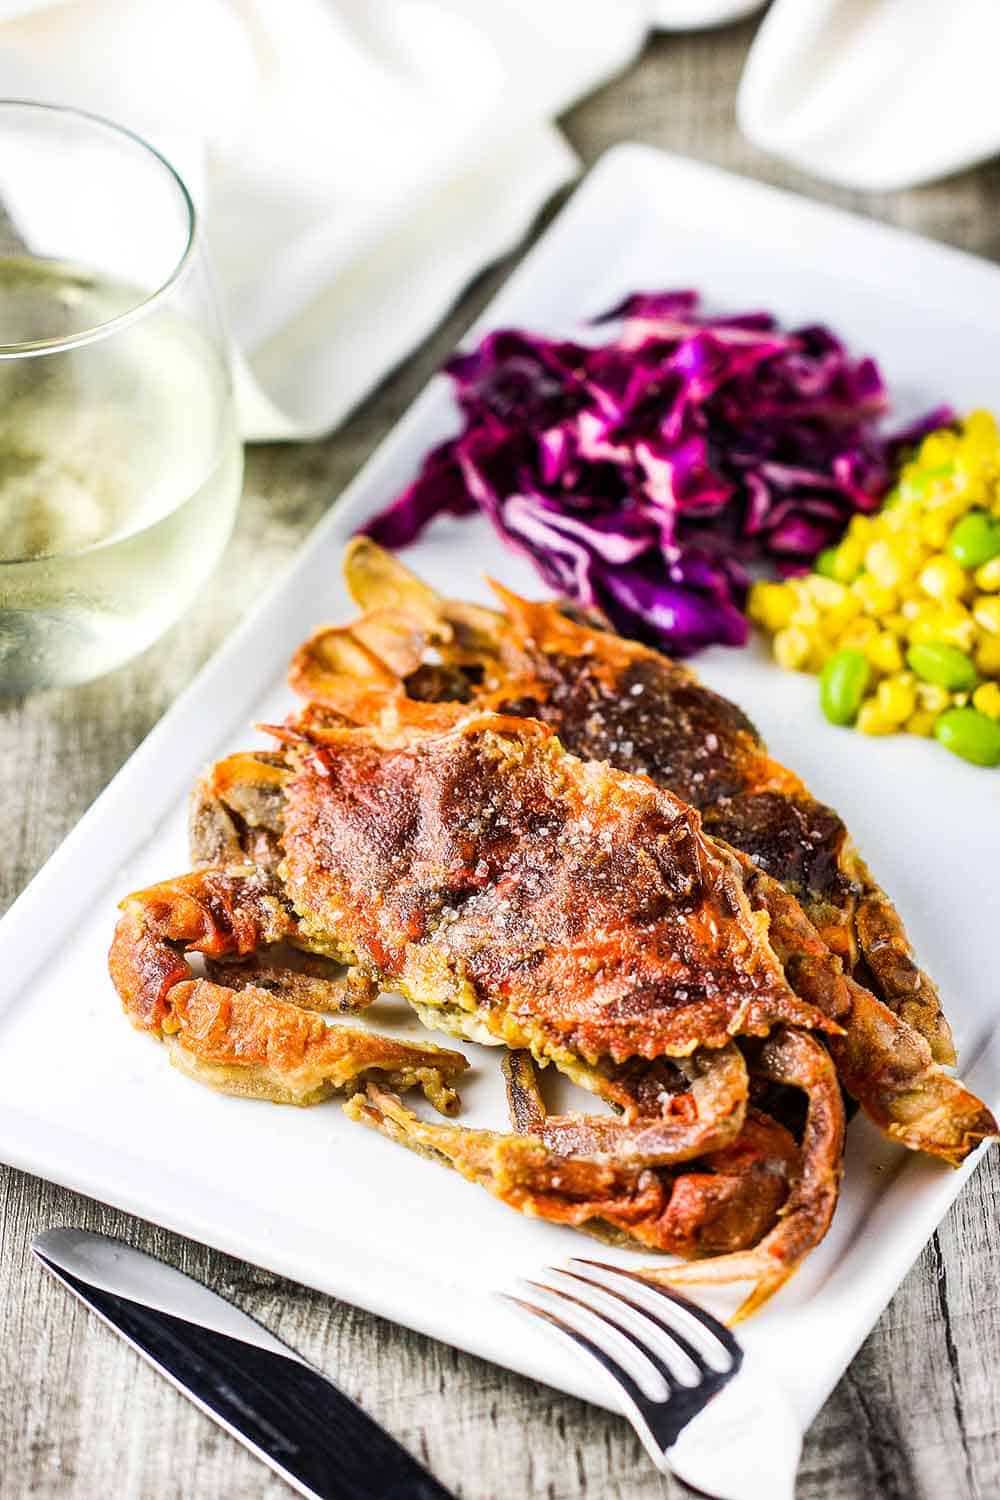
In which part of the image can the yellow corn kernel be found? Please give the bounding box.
[878,502,907,535]
[901,598,924,620]
[867,537,923,589]
[975,557,1000,592]
[973,681,1000,719]
[907,605,976,651]
[864,540,900,589]
[919,431,958,468]
[790,599,821,629]
[882,611,909,637]
[807,641,835,672]
[933,465,979,503]
[856,699,895,736]
[954,440,992,481]
[915,681,952,714]
[975,635,1000,676]
[830,536,864,583]
[904,709,938,737]
[805,575,848,610]
[919,511,951,549]
[866,631,904,675]
[845,515,874,548]
[965,409,999,448]
[773,627,812,671]
[973,596,1000,635]
[839,617,879,650]
[852,574,897,617]
[918,555,968,601]
[749,582,796,632]
[875,675,917,724]
[821,594,863,636]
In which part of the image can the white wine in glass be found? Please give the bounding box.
[0,105,243,692]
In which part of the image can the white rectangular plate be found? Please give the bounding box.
[3,144,999,1428]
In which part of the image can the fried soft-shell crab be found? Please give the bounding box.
[298,540,995,1162]
[107,540,993,1321]
[110,658,852,1318]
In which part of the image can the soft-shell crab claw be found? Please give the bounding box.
[109,866,468,1114]
[346,1031,832,1318]
[637,1026,845,1323]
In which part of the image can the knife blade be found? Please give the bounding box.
[32,1228,455,1500]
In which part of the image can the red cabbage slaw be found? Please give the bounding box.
[365,290,949,655]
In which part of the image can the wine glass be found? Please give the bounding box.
[0,101,243,692]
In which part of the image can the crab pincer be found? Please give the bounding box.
[109,867,468,1114]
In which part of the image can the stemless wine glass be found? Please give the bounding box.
[0,101,243,692]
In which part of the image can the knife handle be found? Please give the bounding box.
[54,1267,454,1500]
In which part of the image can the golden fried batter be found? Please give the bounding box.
[279,705,833,1064]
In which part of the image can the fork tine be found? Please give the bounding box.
[567,1259,743,1370]
[525,1277,680,1395]
[506,1270,798,1498]
[505,1287,732,1478]
[554,1268,711,1382]
[502,1293,651,1412]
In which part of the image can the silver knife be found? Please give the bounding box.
[32,1228,455,1500]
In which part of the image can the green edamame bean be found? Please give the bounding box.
[814,547,839,580]
[905,641,978,692]
[820,648,870,726]
[947,511,1000,569]
[934,707,1000,767]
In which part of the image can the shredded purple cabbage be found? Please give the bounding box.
[365,290,950,655]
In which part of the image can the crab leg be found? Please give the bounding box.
[188,755,379,1012]
[348,1044,751,1206]
[345,1082,799,1259]
[639,1026,845,1322]
[652,1111,801,1261]
[502,1050,547,1133]
[108,867,467,1114]
[834,977,994,1166]
[498,1045,750,1166]
[290,537,506,711]
[850,854,955,1065]
[499,1048,801,1260]
[745,866,996,1164]
[347,1083,671,1239]
[110,867,297,1032]
[204,950,378,1014]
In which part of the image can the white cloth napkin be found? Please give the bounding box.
[0,0,629,438]
[0,0,764,440]
[739,0,1000,194]
[3,1,992,440]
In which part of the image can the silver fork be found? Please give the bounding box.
[505,1260,801,1500]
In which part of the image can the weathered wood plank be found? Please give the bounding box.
[4,19,1000,1499]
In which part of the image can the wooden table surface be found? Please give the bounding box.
[4,20,1000,1500]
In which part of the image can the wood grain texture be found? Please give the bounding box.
[3,19,1000,1499]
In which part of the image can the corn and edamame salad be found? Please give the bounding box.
[750,411,1000,767]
